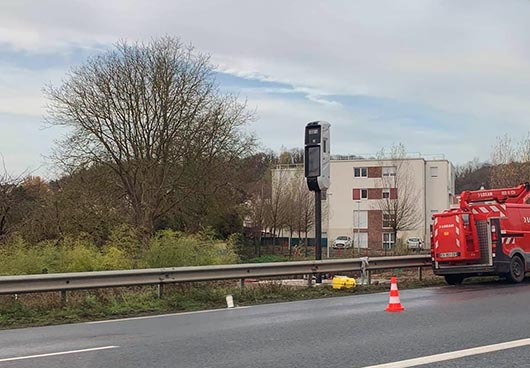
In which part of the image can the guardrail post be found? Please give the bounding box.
[367,270,372,285]
[60,290,67,306]
[157,283,164,299]
[418,267,423,281]
[307,274,313,287]
[239,279,245,289]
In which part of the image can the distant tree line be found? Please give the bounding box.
[0,147,309,247]
[455,134,530,194]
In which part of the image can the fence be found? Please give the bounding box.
[242,239,429,259]
[0,255,431,297]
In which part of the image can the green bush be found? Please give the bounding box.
[0,236,121,275]
[105,224,143,260]
[0,236,48,275]
[143,230,238,268]
[0,230,238,275]
[101,246,133,270]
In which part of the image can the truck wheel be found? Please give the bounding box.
[444,275,464,285]
[507,256,525,283]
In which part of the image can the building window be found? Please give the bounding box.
[353,233,368,248]
[360,189,368,200]
[382,188,390,199]
[383,232,395,249]
[354,167,368,178]
[353,211,368,229]
[430,166,439,177]
[383,212,394,228]
[383,167,396,177]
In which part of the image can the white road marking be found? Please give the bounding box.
[86,306,251,324]
[0,346,118,363]
[361,337,530,368]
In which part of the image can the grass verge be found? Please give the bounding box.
[0,277,446,330]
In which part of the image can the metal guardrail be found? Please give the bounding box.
[0,255,431,295]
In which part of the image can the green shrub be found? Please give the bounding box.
[0,229,238,275]
[0,236,46,275]
[105,224,143,260]
[144,230,238,268]
[58,237,103,272]
[100,246,132,270]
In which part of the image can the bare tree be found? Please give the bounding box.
[0,156,26,239]
[454,157,491,192]
[490,134,530,188]
[281,167,313,256]
[45,37,255,235]
[267,168,289,247]
[295,177,314,257]
[375,144,422,250]
[278,147,304,165]
[284,175,298,255]
[247,184,269,257]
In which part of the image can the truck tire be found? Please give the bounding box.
[444,275,464,285]
[507,256,525,283]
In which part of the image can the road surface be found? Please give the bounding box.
[2,280,530,367]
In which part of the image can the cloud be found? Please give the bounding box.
[0,0,529,174]
[0,112,60,176]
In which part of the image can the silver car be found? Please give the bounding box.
[332,236,352,249]
[406,237,422,249]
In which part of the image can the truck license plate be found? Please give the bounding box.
[438,252,460,258]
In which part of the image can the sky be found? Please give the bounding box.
[0,0,529,177]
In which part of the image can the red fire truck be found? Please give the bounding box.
[431,183,530,285]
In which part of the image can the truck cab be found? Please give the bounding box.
[432,183,530,285]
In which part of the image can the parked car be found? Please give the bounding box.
[406,237,423,249]
[332,236,352,249]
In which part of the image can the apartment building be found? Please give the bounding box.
[272,156,455,251]
[328,157,454,250]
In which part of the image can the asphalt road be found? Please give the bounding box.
[2,280,530,367]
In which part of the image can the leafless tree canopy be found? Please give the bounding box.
[45,37,255,234]
[490,134,530,188]
[0,156,29,239]
[375,144,422,243]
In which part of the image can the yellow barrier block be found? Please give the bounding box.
[344,277,356,288]
[332,276,356,289]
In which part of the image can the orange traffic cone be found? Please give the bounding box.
[385,276,405,312]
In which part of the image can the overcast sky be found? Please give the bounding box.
[1,0,529,176]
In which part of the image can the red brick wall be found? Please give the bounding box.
[368,188,382,200]
[368,167,382,178]
[352,189,360,200]
[368,210,382,249]
[390,188,398,200]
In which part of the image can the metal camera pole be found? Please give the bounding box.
[304,121,330,285]
[315,189,322,283]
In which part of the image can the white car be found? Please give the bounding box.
[332,236,352,249]
[406,237,422,249]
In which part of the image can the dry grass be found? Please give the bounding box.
[0,275,449,330]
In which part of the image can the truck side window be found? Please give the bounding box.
[462,214,469,226]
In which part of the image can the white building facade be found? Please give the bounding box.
[326,157,455,250]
